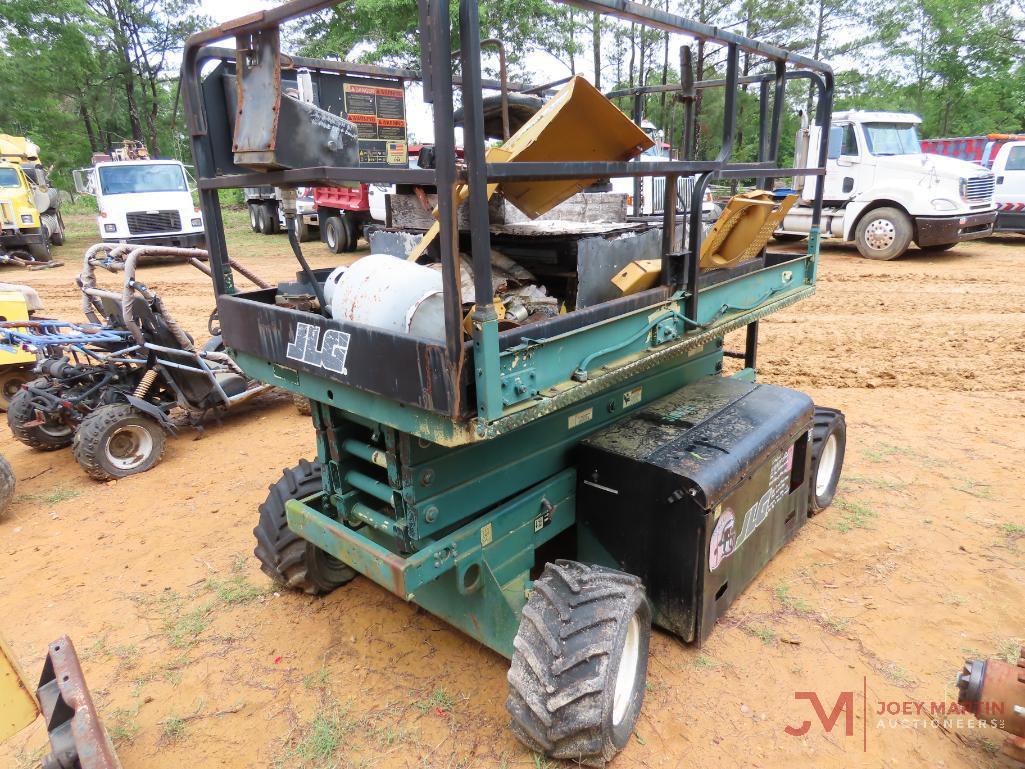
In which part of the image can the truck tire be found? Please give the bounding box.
[507,560,650,767]
[0,452,14,518]
[248,203,261,233]
[296,215,315,243]
[73,404,166,480]
[253,459,356,595]
[341,215,359,252]
[260,201,279,235]
[809,407,846,513]
[855,207,912,260]
[324,215,348,254]
[26,242,51,263]
[7,390,74,450]
[43,212,64,246]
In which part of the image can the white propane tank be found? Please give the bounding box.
[328,254,446,340]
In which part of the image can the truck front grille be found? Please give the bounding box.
[963,174,995,203]
[126,210,181,234]
[651,176,695,214]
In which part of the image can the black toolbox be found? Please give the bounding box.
[576,376,814,644]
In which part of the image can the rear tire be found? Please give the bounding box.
[855,207,912,260]
[253,459,356,595]
[248,203,261,233]
[260,201,279,235]
[7,389,73,450]
[507,560,650,767]
[0,453,14,518]
[809,407,846,513]
[72,404,166,480]
[43,213,64,246]
[0,365,30,411]
[324,215,347,254]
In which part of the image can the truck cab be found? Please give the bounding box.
[0,134,65,262]
[781,111,996,259]
[74,157,205,248]
[991,140,1025,231]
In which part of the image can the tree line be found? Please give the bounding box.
[1,0,1022,190]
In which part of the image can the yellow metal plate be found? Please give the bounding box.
[0,633,39,741]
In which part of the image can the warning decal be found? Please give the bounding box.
[343,82,408,166]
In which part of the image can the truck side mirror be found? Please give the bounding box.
[827,126,843,160]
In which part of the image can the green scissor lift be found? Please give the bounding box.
[183,0,845,764]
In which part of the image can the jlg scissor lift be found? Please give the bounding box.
[183,1,845,764]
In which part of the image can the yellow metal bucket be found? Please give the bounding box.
[495,76,654,218]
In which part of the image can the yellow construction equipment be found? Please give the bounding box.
[0,134,65,263]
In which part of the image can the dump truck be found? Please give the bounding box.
[0,134,65,263]
[921,134,1025,234]
[778,111,997,259]
[73,141,205,248]
[184,4,844,765]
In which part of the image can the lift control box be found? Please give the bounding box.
[576,377,813,645]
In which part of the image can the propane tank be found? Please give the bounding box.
[327,254,445,340]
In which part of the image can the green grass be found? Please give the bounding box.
[106,707,140,745]
[823,616,851,634]
[275,707,356,769]
[206,573,266,605]
[161,715,188,743]
[413,687,455,714]
[775,583,812,613]
[882,662,913,685]
[19,486,83,506]
[1000,523,1025,539]
[997,638,1023,663]
[303,667,331,690]
[745,625,776,645]
[692,653,721,669]
[826,499,879,532]
[861,443,915,462]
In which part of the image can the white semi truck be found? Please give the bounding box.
[778,111,997,259]
[73,143,205,248]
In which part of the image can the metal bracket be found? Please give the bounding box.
[501,367,537,406]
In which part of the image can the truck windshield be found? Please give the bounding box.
[0,168,21,188]
[863,123,922,156]
[98,164,188,195]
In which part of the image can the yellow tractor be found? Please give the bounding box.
[0,134,65,264]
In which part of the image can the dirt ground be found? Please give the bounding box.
[1,210,1023,769]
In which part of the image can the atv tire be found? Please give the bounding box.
[253,459,356,595]
[809,406,846,513]
[72,404,166,480]
[507,560,651,767]
[7,389,74,450]
[0,453,15,518]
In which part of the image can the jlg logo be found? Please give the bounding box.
[286,322,350,376]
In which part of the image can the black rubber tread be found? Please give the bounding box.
[296,216,315,243]
[0,366,30,411]
[340,214,359,253]
[253,459,356,596]
[855,206,913,260]
[26,242,52,262]
[7,389,74,450]
[248,203,260,233]
[43,212,64,246]
[72,404,166,481]
[261,201,280,234]
[324,215,346,254]
[0,453,14,517]
[809,406,846,514]
[507,560,651,767]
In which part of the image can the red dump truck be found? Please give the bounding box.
[921,134,1025,233]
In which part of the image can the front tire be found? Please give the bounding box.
[7,389,74,450]
[26,242,52,263]
[72,404,166,480]
[248,203,261,233]
[809,407,846,513]
[855,207,913,260]
[507,560,651,767]
[324,215,347,254]
[253,459,356,595]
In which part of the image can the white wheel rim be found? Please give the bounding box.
[327,225,337,249]
[816,433,838,498]
[612,614,641,726]
[864,218,896,250]
[250,208,258,229]
[105,424,153,471]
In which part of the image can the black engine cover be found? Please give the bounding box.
[576,376,813,645]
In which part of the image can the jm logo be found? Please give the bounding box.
[286,322,350,376]
[785,691,855,737]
